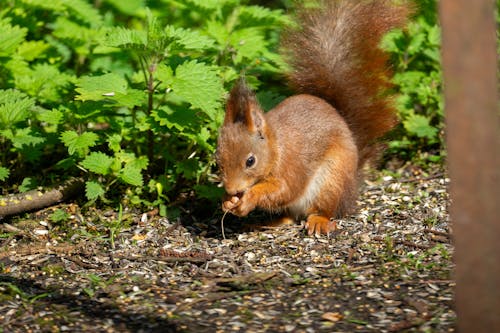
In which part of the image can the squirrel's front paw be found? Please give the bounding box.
[232,191,256,217]
[222,195,240,212]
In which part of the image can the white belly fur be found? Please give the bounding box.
[286,160,334,217]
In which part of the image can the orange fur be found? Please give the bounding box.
[216,0,411,235]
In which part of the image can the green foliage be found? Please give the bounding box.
[0,0,458,214]
[85,181,105,201]
[0,89,34,127]
[81,152,114,175]
[61,131,99,157]
[382,0,444,161]
[49,209,70,223]
[0,18,27,56]
[0,167,9,181]
[0,0,287,214]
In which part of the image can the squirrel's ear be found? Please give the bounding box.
[224,78,266,132]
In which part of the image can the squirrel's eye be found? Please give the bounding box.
[245,155,256,168]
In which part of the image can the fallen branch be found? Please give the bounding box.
[0,178,84,218]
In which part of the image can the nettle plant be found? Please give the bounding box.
[382,0,444,161]
[0,0,288,215]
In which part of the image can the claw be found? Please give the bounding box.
[305,215,337,236]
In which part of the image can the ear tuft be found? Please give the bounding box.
[224,77,266,132]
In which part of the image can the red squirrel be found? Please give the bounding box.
[216,0,411,235]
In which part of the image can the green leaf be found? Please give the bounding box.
[115,151,139,165]
[10,128,45,148]
[205,20,229,45]
[65,0,103,28]
[0,167,9,181]
[85,181,105,200]
[52,17,98,46]
[407,32,426,55]
[81,152,114,175]
[230,27,267,63]
[119,164,143,186]
[103,27,147,49]
[105,0,145,15]
[155,64,175,88]
[0,18,27,56]
[50,209,70,223]
[164,25,215,51]
[257,90,286,111]
[153,105,197,131]
[171,60,223,118]
[403,114,438,139]
[393,71,426,92]
[37,109,64,126]
[16,0,65,11]
[176,158,201,180]
[127,156,149,171]
[195,127,213,150]
[107,134,122,153]
[380,29,405,53]
[76,73,127,101]
[427,24,441,47]
[14,64,75,103]
[184,0,236,10]
[16,41,50,61]
[112,89,145,108]
[239,6,289,26]
[0,89,34,127]
[19,177,36,192]
[422,47,440,64]
[75,73,142,107]
[60,130,99,156]
[194,184,224,201]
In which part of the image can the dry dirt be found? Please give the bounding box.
[0,164,455,332]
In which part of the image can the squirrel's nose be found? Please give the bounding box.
[224,183,245,197]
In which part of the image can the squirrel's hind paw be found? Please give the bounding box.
[305,215,337,236]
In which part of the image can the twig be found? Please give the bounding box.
[67,256,98,269]
[164,222,181,236]
[423,228,450,238]
[0,178,84,218]
[220,210,229,240]
[396,279,455,286]
[1,223,23,233]
[389,318,425,332]
[398,172,445,184]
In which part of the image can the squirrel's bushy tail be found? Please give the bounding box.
[281,0,411,164]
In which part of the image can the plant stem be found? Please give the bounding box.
[146,59,156,164]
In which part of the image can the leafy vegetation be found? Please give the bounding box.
[382,0,443,162]
[0,0,288,215]
[0,0,447,215]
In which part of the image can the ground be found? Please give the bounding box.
[0,164,455,332]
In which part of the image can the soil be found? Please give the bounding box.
[0,164,455,332]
